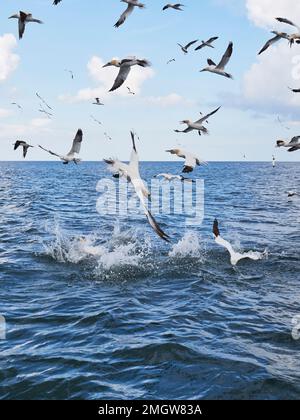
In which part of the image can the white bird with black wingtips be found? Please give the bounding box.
[200,42,233,79]
[276,136,300,152]
[38,129,83,164]
[177,39,198,54]
[174,107,221,136]
[166,148,206,173]
[114,0,145,28]
[14,141,34,158]
[9,11,43,39]
[163,4,185,11]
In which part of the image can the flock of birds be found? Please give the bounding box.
[9,1,300,265]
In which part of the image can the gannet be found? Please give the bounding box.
[213,219,266,266]
[167,58,176,64]
[39,129,83,164]
[103,57,151,92]
[287,191,299,198]
[9,11,43,39]
[155,173,193,182]
[14,141,33,158]
[174,106,221,136]
[53,0,62,4]
[114,0,145,28]
[93,98,104,106]
[36,93,52,110]
[127,87,135,95]
[104,132,170,242]
[258,31,290,55]
[195,37,218,51]
[90,115,102,125]
[276,18,300,46]
[200,42,233,79]
[288,87,300,93]
[276,136,300,152]
[163,4,185,11]
[165,148,206,173]
[65,69,74,79]
[177,39,198,54]
[11,102,22,110]
[38,106,53,119]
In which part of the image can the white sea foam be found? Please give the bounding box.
[168,231,206,261]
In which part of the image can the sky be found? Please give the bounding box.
[0,0,300,161]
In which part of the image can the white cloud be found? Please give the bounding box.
[0,34,20,81]
[144,93,194,107]
[0,118,52,138]
[0,108,13,118]
[246,0,300,28]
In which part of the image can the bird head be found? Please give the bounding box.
[103,59,119,68]
[180,120,190,124]
[276,140,286,147]
[166,149,179,155]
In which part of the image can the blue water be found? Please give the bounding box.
[0,161,300,400]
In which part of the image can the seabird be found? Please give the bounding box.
[167,58,176,64]
[276,17,300,46]
[165,148,206,173]
[162,4,185,11]
[90,115,102,125]
[177,39,198,54]
[39,129,83,164]
[276,136,300,152]
[127,86,135,95]
[38,105,53,119]
[53,0,62,4]
[174,106,221,136]
[288,87,300,93]
[287,191,299,198]
[200,42,233,79]
[93,98,104,106]
[65,69,74,79]
[155,173,193,182]
[9,11,43,39]
[103,57,151,92]
[11,102,22,110]
[195,37,218,51]
[14,141,33,158]
[114,0,145,28]
[258,31,290,55]
[104,132,112,141]
[36,93,52,110]
[104,132,170,242]
[213,219,266,266]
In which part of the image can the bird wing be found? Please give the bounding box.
[290,136,300,144]
[67,129,83,155]
[276,17,300,32]
[18,13,27,39]
[288,146,300,152]
[23,146,30,158]
[184,39,198,49]
[38,145,62,159]
[182,152,196,173]
[104,158,131,178]
[217,42,233,69]
[258,34,282,55]
[215,234,237,259]
[14,141,24,150]
[195,106,221,124]
[207,58,216,66]
[114,4,134,28]
[109,65,131,92]
[207,36,218,44]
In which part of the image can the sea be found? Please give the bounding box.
[0,161,299,400]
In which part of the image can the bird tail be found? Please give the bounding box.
[137,59,151,67]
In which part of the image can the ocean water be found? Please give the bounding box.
[0,161,300,400]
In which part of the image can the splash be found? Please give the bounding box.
[168,231,206,261]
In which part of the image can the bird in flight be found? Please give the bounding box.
[104,132,170,242]
[276,136,300,152]
[167,58,176,64]
[93,98,104,106]
[174,107,221,136]
[276,17,300,46]
[162,4,185,11]
[166,148,206,173]
[103,57,151,92]
[53,0,62,4]
[65,69,74,79]
[200,42,233,78]
[114,0,145,28]
[127,87,136,95]
[14,141,34,158]
[90,115,102,125]
[288,87,300,93]
[9,11,43,39]
[36,93,53,111]
[11,102,23,110]
[155,173,193,182]
[38,104,53,119]
[177,39,198,54]
[195,37,218,51]
[258,31,290,55]
[39,129,83,164]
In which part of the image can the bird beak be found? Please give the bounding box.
[200,69,206,72]
[180,121,185,124]
[102,63,111,68]
[165,150,172,153]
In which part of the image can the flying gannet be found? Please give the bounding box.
[90,115,102,125]
[276,136,300,152]
[166,148,206,173]
[114,0,145,28]
[177,39,198,54]
[213,219,266,266]
[39,129,83,164]
[195,37,219,51]
[258,31,290,55]
[93,98,104,106]
[200,42,233,79]
[127,87,135,95]
[14,141,34,158]
[163,4,185,11]
[167,58,176,64]
[103,57,151,92]
[104,132,170,242]
[11,102,23,110]
[276,17,300,46]
[174,106,221,136]
[36,93,52,110]
[53,0,62,4]
[65,69,74,79]
[9,11,43,39]
[288,87,300,93]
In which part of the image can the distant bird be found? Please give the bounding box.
[287,191,299,198]
[288,87,300,93]
[167,58,176,64]
[114,0,145,28]
[53,0,62,4]
[195,37,218,51]
[276,17,300,45]
[9,11,43,39]
[14,141,33,158]
[258,31,290,55]
[200,42,233,79]
[276,136,300,152]
[174,106,221,136]
[213,219,266,266]
[277,116,290,131]
[162,4,185,11]
[36,93,52,110]
[90,115,102,125]
[127,86,135,95]
[177,39,198,54]
[104,132,112,141]
[39,129,83,164]
[103,57,151,92]
[11,102,22,110]
[65,69,74,79]
[104,132,170,242]
[166,148,206,173]
[38,106,53,119]
[93,98,104,106]
[272,155,276,168]
[155,173,193,182]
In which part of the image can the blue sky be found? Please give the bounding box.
[0,0,300,161]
